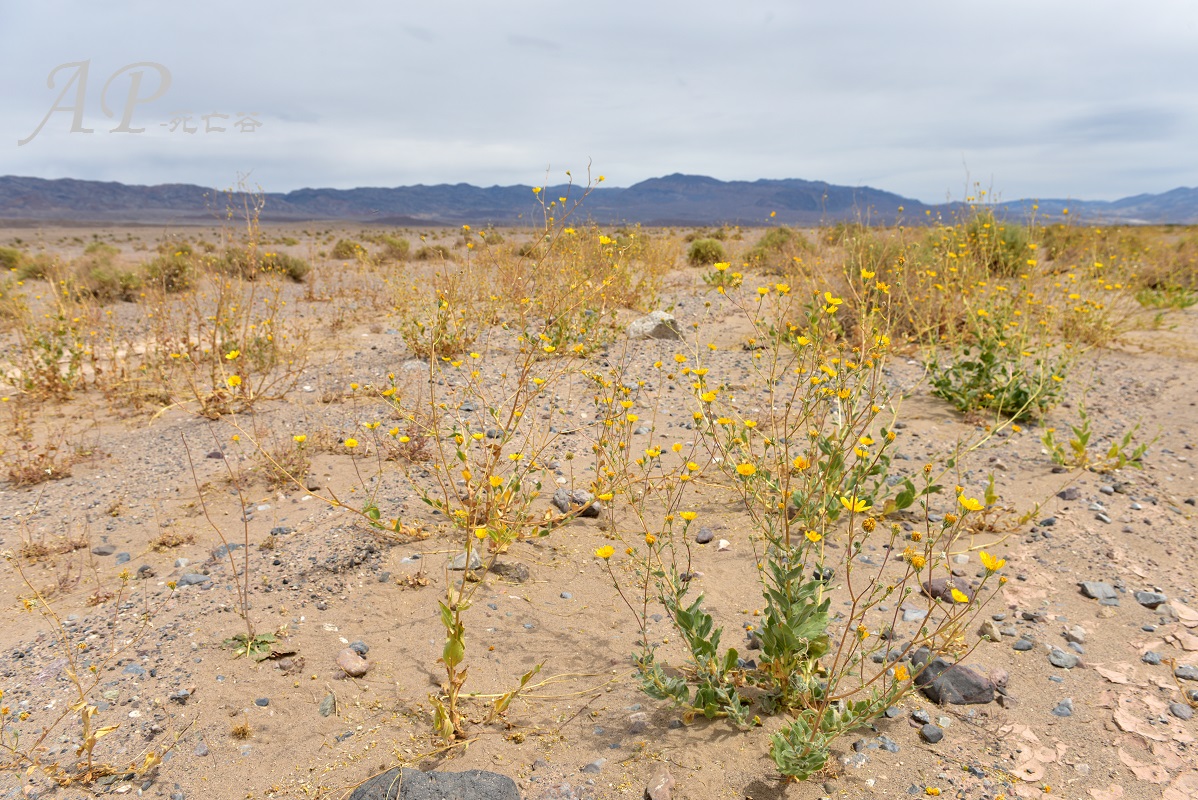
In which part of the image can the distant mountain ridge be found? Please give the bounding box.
[1,173,1195,226]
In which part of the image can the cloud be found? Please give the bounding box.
[2,0,1196,203]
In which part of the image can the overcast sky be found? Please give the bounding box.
[3,1,1196,203]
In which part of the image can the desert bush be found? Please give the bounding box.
[413,244,454,261]
[961,209,1030,277]
[331,238,367,261]
[218,249,310,282]
[144,244,195,292]
[0,246,25,271]
[743,226,811,268]
[376,234,411,261]
[592,274,1004,780]
[69,243,141,301]
[687,238,726,266]
[15,253,54,281]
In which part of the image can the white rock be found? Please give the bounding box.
[627,310,682,341]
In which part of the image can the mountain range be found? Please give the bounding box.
[1,174,1196,226]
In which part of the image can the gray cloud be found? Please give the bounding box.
[2,0,1196,203]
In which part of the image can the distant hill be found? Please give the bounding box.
[0,173,1195,226]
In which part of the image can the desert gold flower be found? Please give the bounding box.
[893,664,910,681]
[958,496,984,512]
[700,391,717,403]
[645,534,656,545]
[839,496,870,513]
[344,438,358,449]
[226,375,242,388]
[474,527,488,540]
[293,434,307,443]
[225,349,240,360]
[805,530,822,543]
[681,511,697,521]
[744,420,757,429]
[489,475,503,488]
[399,435,410,443]
[686,461,700,471]
[950,587,970,603]
[674,354,687,363]
[792,455,810,470]
[594,545,614,559]
[736,463,756,477]
[979,550,1006,573]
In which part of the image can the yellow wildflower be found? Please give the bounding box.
[979,551,1006,574]
[839,496,870,513]
[958,496,984,512]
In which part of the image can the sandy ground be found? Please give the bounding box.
[1,232,1197,800]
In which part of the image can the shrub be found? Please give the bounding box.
[144,251,194,292]
[331,238,367,261]
[70,245,141,302]
[0,246,23,271]
[413,244,454,262]
[962,210,1029,277]
[376,235,411,261]
[219,250,310,282]
[15,253,54,281]
[687,238,726,266]
[744,226,810,267]
[929,305,1069,421]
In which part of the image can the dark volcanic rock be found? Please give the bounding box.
[911,648,995,705]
